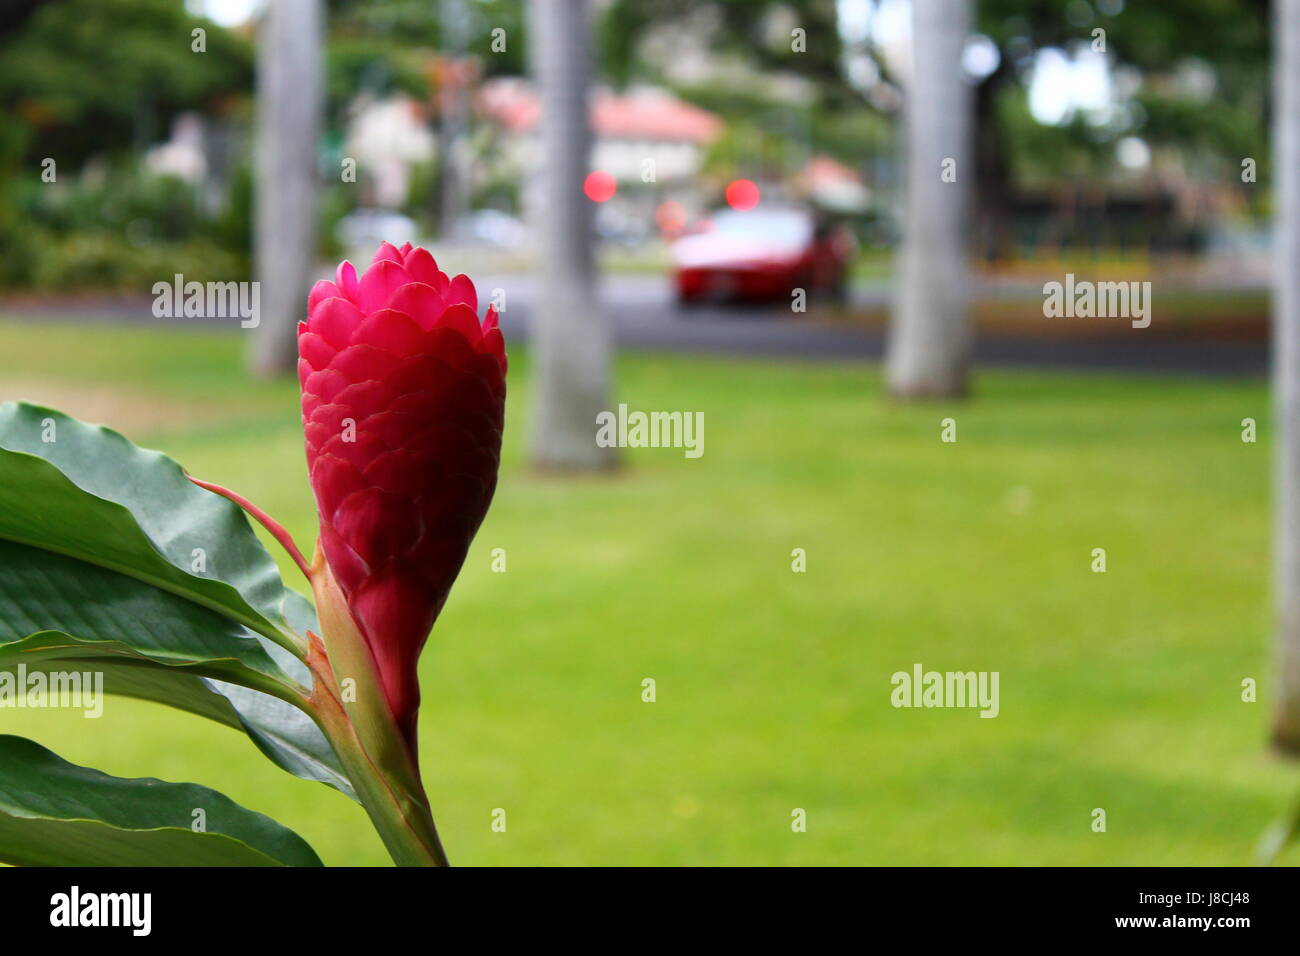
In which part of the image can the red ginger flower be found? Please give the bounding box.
[298,242,506,748]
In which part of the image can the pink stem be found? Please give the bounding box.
[187,475,313,581]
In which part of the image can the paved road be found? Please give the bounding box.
[1,274,1267,376]
[485,274,1267,377]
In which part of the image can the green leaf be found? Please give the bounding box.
[0,401,303,655]
[0,735,323,866]
[0,402,355,799]
[0,537,300,702]
[0,628,354,800]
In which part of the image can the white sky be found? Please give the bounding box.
[190,0,262,27]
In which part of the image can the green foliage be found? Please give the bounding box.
[0,401,350,800]
[0,399,356,864]
[0,402,307,655]
[21,170,204,240]
[0,0,251,171]
[210,163,255,264]
[0,0,255,291]
[689,85,895,184]
[978,0,1269,174]
[325,0,529,111]
[18,232,246,292]
[0,168,253,290]
[326,37,432,119]
[605,0,1270,203]
[601,0,846,99]
[0,736,322,866]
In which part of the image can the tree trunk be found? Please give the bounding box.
[885,0,974,398]
[436,0,472,236]
[526,0,616,470]
[436,61,472,236]
[249,0,323,377]
[973,61,1014,264]
[1273,0,1300,754]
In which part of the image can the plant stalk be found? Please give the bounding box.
[306,554,449,867]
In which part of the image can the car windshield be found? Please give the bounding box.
[710,209,812,243]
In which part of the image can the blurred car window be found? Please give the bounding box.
[711,209,812,245]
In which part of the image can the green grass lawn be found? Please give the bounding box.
[0,317,1294,865]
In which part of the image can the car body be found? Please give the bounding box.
[671,206,853,306]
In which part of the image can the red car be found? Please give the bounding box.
[672,207,853,306]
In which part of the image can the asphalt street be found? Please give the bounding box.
[484,274,1268,377]
[1,273,1268,376]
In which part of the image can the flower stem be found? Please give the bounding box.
[307,633,448,866]
[187,475,313,580]
[307,555,449,866]
[185,476,447,863]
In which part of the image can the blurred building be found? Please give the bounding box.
[478,79,722,242]
[800,155,872,214]
[144,113,208,186]
[343,95,436,209]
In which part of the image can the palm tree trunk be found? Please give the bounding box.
[527,0,616,470]
[249,0,323,377]
[1273,0,1300,753]
[885,0,974,398]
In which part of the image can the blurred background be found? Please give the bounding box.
[0,0,1294,865]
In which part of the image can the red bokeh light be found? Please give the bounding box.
[583,170,617,203]
[725,179,760,211]
[655,200,687,235]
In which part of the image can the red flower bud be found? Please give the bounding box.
[299,242,506,748]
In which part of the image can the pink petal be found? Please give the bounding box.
[352,308,426,355]
[473,351,507,395]
[307,401,352,437]
[364,447,433,496]
[333,486,422,560]
[318,525,370,597]
[331,343,403,384]
[434,302,482,344]
[309,297,365,350]
[331,380,400,424]
[371,241,404,266]
[305,367,351,404]
[362,409,427,449]
[357,259,413,314]
[446,274,478,312]
[479,328,507,375]
[388,282,446,332]
[309,280,341,314]
[318,430,389,472]
[299,331,337,371]
[403,247,447,291]
[310,453,368,518]
[336,261,360,302]
[418,327,477,372]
